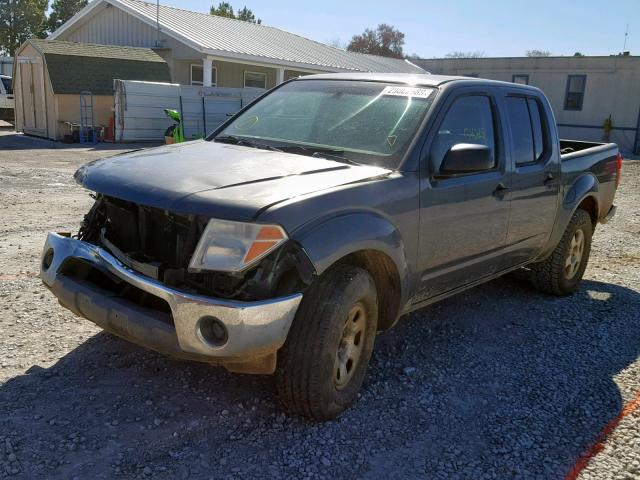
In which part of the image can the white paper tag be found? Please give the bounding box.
[381,86,433,98]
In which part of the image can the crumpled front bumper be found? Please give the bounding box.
[40,232,302,373]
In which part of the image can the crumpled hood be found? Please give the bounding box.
[75,140,391,220]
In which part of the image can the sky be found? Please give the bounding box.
[158,0,639,58]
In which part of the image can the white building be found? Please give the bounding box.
[49,0,424,90]
[416,56,640,154]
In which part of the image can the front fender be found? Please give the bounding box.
[293,212,410,299]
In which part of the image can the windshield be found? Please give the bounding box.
[212,80,436,169]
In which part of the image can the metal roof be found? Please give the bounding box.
[51,0,425,74]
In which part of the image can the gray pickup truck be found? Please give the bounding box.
[41,73,621,420]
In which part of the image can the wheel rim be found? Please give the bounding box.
[564,229,585,280]
[334,303,366,390]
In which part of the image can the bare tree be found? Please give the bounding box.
[326,37,345,49]
[347,24,405,58]
[445,51,486,58]
[526,50,552,57]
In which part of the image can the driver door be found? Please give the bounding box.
[415,88,511,302]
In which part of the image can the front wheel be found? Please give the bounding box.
[529,208,593,296]
[276,265,378,421]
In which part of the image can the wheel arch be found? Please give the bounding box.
[293,212,410,331]
[538,173,600,262]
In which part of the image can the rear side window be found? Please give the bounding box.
[431,95,496,171]
[506,96,547,166]
[527,98,544,160]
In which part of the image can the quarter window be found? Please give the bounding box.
[564,75,586,110]
[431,95,496,172]
[506,96,547,165]
[244,71,267,89]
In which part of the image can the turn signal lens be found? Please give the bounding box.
[244,226,286,264]
[188,219,288,273]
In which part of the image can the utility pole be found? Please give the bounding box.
[156,0,161,47]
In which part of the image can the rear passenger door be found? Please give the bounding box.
[502,92,560,267]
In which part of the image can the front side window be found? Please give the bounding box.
[564,75,586,110]
[506,96,548,165]
[430,95,496,172]
[214,80,437,169]
[244,71,267,89]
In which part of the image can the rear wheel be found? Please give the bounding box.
[528,208,593,296]
[275,265,378,421]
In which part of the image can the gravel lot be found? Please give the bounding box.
[1,124,639,479]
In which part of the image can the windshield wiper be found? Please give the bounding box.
[311,151,361,166]
[214,135,284,153]
[278,145,361,166]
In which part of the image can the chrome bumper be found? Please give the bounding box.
[41,233,302,371]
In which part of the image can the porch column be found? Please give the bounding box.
[203,56,213,87]
[276,67,285,85]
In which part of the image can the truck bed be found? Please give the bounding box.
[559,139,613,157]
[558,139,619,224]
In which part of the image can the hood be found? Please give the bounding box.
[75,140,391,220]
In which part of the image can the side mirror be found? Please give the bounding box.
[440,143,494,175]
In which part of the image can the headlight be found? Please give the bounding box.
[188,219,288,273]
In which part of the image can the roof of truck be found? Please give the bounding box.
[298,72,539,90]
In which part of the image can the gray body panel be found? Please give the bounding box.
[75,73,620,319]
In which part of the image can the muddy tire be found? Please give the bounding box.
[529,209,593,296]
[276,265,378,421]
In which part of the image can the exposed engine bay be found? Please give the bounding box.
[77,194,315,301]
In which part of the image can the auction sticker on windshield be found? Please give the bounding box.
[381,86,433,98]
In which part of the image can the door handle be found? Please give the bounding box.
[544,173,557,187]
[492,183,510,199]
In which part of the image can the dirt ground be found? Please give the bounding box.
[1,124,639,479]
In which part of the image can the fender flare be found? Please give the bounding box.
[539,173,599,261]
[292,211,411,314]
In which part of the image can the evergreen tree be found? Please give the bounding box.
[0,0,48,56]
[48,0,88,33]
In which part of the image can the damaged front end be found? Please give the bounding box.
[78,194,315,301]
[40,194,316,374]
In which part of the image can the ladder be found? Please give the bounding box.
[79,91,97,144]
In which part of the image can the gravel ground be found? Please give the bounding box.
[1,125,639,479]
